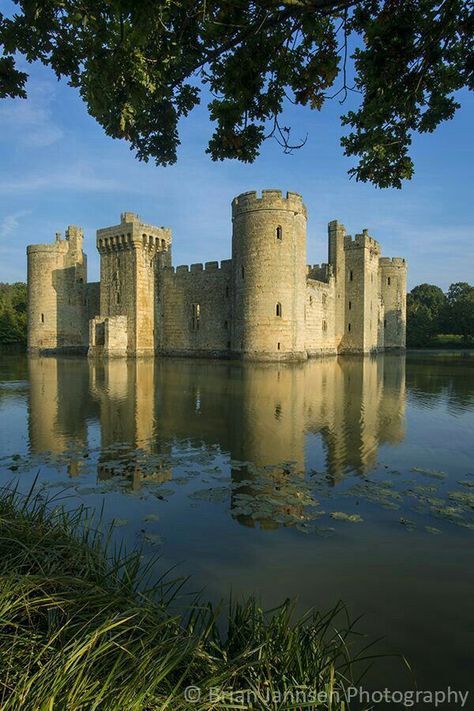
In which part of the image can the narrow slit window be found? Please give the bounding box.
[192,303,201,331]
[322,293,327,305]
[348,323,351,332]
[276,225,282,240]
[227,341,231,349]
[225,285,230,297]
[348,300,352,310]
[387,276,391,286]
[241,266,245,279]
[322,320,327,332]
[41,313,44,323]
[276,302,282,317]
[224,320,228,330]
[277,342,281,350]
[384,319,387,329]
[349,270,353,282]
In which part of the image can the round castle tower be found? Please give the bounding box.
[27,227,87,353]
[231,190,307,360]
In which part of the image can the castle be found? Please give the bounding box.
[27,190,407,360]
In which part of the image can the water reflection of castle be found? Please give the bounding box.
[28,355,405,484]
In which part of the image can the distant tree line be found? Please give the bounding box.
[407,282,474,347]
[0,283,27,345]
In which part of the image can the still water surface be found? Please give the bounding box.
[0,353,473,703]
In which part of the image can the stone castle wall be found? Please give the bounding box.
[26,191,407,359]
[157,261,232,357]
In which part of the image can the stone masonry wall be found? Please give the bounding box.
[305,278,337,355]
[157,261,232,357]
[97,213,171,355]
[27,227,88,353]
[231,190,307,361]
[379,257,407,348]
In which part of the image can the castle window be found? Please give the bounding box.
[276,302,282,317]
[309,295,313,306]
[322,320,327,332]
[77,278,83,284]
[227,341,231,349]
[322,293,327,306]
[277,342,281,350]
[349,270,353,281]
[192,303,201,330]
[116,293,120,305]
[276,225,282,240]
[348,300,352,310]
[224,320,228,329]
[161,239,166,249]
[384,319,387,329]
[387,276,391,285]
[41,313,44,324]
[348,323,351,332]
[241,266,245,279]
[225,285,230,298]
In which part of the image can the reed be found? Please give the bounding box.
[0,484,377,710]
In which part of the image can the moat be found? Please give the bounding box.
[0,352,473,702]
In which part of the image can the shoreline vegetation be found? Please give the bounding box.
[0,485,377,710]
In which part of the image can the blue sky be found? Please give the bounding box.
[0,54,472,289]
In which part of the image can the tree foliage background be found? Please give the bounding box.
[0,283,27,345]
[1,0,472,188]
[407,281,474,346]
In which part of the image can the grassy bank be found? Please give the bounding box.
[0,486,376,710]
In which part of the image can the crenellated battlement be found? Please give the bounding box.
[328,220,346,233]
[232,189,307,218]
[379,257,407,267]
[164,259,232,277]
[97,228,171,254]
[27,225,84,256]
[344,230,380,253]
[306,263,333,283]
[97,213,172,254]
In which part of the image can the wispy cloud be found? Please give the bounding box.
[0,210,30,241]
[0,79,63,148]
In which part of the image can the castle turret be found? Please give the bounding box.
[27,226,88,353]
[328,220,347,348]
[94,213,172,356]
[231,190,307,360]
[379,257,407,349]
[336,229,381,353]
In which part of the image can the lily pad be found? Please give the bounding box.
[330,511,363,523]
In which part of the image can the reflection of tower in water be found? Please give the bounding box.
[230,364,307,528]
[28,357,93,475]
[89,358,171,490]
